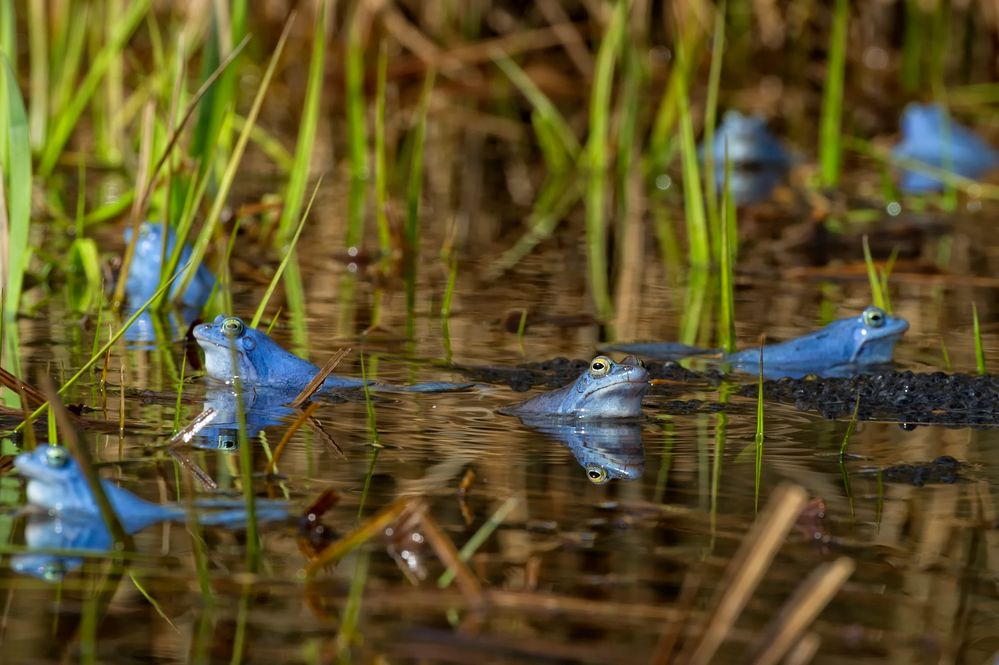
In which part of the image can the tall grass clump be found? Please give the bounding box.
[676,40,710,268]
[819,0,849,187]
[38,0,150,176]
[343,0,368,250]
[403,69,436,337]
[1,53,31,384]
[583,0,628,327]
[275,0,329,246]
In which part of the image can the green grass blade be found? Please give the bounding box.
[819,0,848,187]
[276,0,329,245]
[2,54,32,328]
[374,42,391,267]
[702,1,727,246]
[754,339,765,512]
[343,0,368,250]
[584,0,628,326]
[973,302,986,375]
[438,497,519,589]
[39,0,150,176]
[26,0,47,151]
[676,39,709,268]
[861,235,886,310]
[251,177,323,328]
[404,69,436,338]
[174,16,295,302]
[718,148,736,353]
[493,52,579,162]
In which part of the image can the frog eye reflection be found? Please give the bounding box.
[41,562,66,582]
[44,446,69,468]
[586,465,609,484]
[863,307,886,328]
[221,318,245,338]
[589,356,612,378]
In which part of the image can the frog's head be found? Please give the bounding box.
[845,306,910,364]
[565,355,650,418]
[193,315,313,389]
[14,445,80,510]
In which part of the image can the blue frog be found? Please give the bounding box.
[123,222,216,309]
[700,111,790,204]
[193,315,472,394]
[14,444,289,532]
[892,103,998,193]
[193,386,297,451]
[498,356,650,419]
[523,419,644,483]
[605,306,909,379]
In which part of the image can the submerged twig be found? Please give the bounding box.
[305,497,415,575]
[266,401,327,474]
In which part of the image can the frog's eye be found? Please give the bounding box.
[863,307,886,328]
[41,562,66,582]
[221,318,244,338]
[589,356,612,378]
[44,446,69,468]
[586,465,609,484]
[217,434,238,451]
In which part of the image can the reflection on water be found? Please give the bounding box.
[517,417,645,483]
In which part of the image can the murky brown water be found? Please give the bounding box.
[5,191,999,664]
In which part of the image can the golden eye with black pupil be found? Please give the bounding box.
[221,317,244,338]
[44,446,69,468]
[589,356,612,378]
[586,466,609,484]
[863,307,886,328]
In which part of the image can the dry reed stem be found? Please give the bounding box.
[166,447,218,491]
[415,501,483,604]
[288,347,351,408]
[266,400,327,474]
[678,483,808,665]
[305,497,416,575]
[749,557,855,665]
[782,632,821,665]
[649,571,702,665]
[167,407,218,446]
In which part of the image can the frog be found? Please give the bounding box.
[498,355,650,419]
[193,315,472,394]
[700,110,790,204]
[14,444,289,532]
[723,305,909,377]
[123,221,217,310]
[604,306,909,379]
[891,103,998,193]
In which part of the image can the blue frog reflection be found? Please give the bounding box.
[700,110,790,204]
[10,512,113,582]
[522,418,644,484]
[194,386,296,451]
[14,445,289,533]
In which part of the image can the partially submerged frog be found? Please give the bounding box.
[526,420,644,484]
[498,356,650,419]
[123,222,216,309]
[724,306,909,377]
[15,444,288,532]
[605,306,909,379]
[193,315,471,394]
[892,103,998,193]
